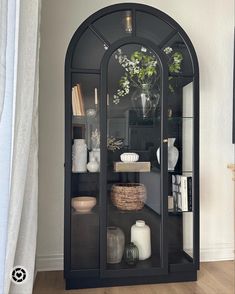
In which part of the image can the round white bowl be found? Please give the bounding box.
[71,196,96,213]
[120,152,139,163]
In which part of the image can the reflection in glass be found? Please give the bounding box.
[123,11,132,34]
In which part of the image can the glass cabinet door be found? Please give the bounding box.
[70,73,100,272]
[100,43,168,277]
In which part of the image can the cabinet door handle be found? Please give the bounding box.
[163,139,168,143]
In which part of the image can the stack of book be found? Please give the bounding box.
[172,175,192,212]
[72,84,85,116]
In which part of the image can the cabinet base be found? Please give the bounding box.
[65,270,197,290]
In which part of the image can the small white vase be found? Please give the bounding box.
[91,148,100,164]
[131,220,151,260]
[156,138,179,171]
[87,157,99,172]
[72,139,87,173]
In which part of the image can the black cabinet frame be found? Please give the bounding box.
[64,3,199,290]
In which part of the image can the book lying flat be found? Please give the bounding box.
[114,162,151,172]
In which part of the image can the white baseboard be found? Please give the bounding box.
[36,244,234,272]
[200,243,234,262]
[36,254,63,271]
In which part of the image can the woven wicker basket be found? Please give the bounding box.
[111,183,147,211]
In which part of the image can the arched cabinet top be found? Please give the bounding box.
[65,3,199,77]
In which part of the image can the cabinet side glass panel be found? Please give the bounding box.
[167,80,194,266]
[105,44,163,272]
[70,73,100,270]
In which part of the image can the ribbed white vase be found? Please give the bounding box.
[72,139,87,172]
[131,220,151,260]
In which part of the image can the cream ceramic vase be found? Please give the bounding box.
[72,139,87,172]
[156,137,179,171]
[131,220,151,260]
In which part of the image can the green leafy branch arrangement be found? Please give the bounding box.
[113,47,183,104]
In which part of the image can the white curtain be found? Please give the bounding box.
[0,0,41,293]
[0,0,7,121]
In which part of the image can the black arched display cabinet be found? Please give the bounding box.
[65,3,199,290]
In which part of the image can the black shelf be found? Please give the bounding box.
[169,251,193,265]
[106,254,161,271]
[168,209,193,215]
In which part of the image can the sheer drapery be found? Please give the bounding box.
[0,0,17,292]
[0,0,41,293]
[0,0,7,121]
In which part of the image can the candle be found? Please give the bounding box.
[95,88,98,105]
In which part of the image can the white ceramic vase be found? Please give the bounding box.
[91,148,100,164]
[156,137,179,171]
[87,157,99,172]
[72,139,87,172]
[131,220,151,260]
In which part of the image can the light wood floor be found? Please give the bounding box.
[33,261,234,294]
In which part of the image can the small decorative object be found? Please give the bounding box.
[168,108,173,118]
[111,183,146,211]
[113,47,183,118]
[86,108,96,117]
[156,138,179,171]
[107,227,125,264]
[107,137,123,151]
[71,196,96,213]
[87,157,99,172]
[131,220,151,260]
[120,152,139,162]
[91,129,100,164]
[72,139,87,172]
[91,128,123,152]
[91,129,100,150]
[124,242,139,266]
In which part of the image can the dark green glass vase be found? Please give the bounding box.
[124,242,139,266]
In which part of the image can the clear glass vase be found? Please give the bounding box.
[131,83,160,119]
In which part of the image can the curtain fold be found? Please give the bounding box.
[0,0,7,121]
[2,0,41,293]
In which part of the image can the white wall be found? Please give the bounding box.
[37,0,234,270]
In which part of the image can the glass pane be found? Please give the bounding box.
[136,11,174,46]
[162,33,194,76]
[72,28,106,69]
[183,211,194,258]
[106,44,163,272]
[167,79,194,267]
[70,73,100,270]
[93,10,134,44]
